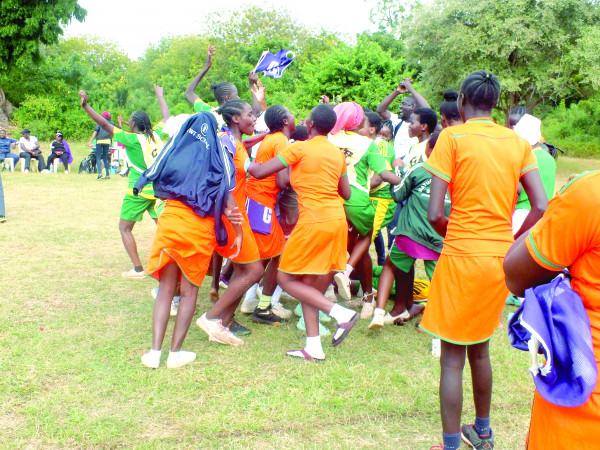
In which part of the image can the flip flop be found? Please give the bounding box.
[286,349,325,362]
[332,313,359,347]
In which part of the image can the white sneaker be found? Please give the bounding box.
[368,310,385,330]
[334,272,351,301]
[41,169,50,174]
[324,284,337,302]
[170,300,179,317]
[65,170,69,174]
[122,268,146,279]
[24,169,29,173]
[223,327,244,346]
[166,350,196,368]
[360,301,375,319]
[240,296,259,314]
[196,313,233,345]
[384,310,411,325]
[271,303,292,319]
[141,351,161,368]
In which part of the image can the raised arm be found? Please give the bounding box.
[400,78,430,108]
[249,72,267,117]
[78,91,115,136]
[513,169,548,239]
[185,45,215,105]
[154,84,171,122]
[427,176,450,237]
[376,84,403,120]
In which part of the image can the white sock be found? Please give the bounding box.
[305,335,325,359]
[243,283,259,303]
[271,285,283,306]
[374,307,385,317]
[345,264,354,277]
[329,303,355,324]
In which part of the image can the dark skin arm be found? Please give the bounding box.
[185,45,215,105]
[78,91,115,137]
[503,233,558,296]
[427,176,450,237]
[242,132,267,150]
[338,174,351,200]
[247,157,286,180]
[379,170,402,186]
[223,193,243,259]
[275,167,290,190]
[370,173,383,189]
[513,169,548,239]
[376,85,403,120]
[154,84,170,123]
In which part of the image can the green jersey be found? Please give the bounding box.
[515,147,556,210]
[370,137,395,199]
[113,123,166,199]
[329,131,389,207]
[193,98,224,128]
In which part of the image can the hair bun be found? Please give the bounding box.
[209,84,218,91]
[443,90,459,102]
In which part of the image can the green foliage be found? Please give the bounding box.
[0,0,86,71]
[385,0,600,115]
[541,98,600,158]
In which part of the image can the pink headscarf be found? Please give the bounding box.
[330,102,364,135]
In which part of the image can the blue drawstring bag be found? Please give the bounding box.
[508,273,598,407]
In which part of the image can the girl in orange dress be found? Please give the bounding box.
[422,71,547,450]
[248,105,359,361]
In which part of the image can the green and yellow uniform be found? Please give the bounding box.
[369,137,397,240]
[113,123,166,222]
[193,98,224,128]
[329,131,389,236]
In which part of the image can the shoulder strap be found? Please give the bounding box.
[393,120,403,138]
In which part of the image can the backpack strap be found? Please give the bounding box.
[393,119,403,139]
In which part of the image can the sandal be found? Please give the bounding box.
[332,312,359,347]
[286,349,324,362]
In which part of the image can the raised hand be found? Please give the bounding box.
[248,71,259,85]
[320,95,331,104]
[78,90,87,107]
[153,84,164,97]
[206,45,216,66]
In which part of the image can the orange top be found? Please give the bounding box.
[245,132,288,209]
[423,118,537,256]
[231,140,250,209]
[526,170,600,371]
[278,135,347,225]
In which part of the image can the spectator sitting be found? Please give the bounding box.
[47,132,72,173]
[0,129,20,170]
[19,129,49,173]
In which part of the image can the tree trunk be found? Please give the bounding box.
[0,87,13,127]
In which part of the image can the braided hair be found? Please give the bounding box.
[210,82,238,105]
[264,105,289,133]
[439,90,461,123]
[215,99,247,128]
[130,110,155,143]
[459,71,501,111]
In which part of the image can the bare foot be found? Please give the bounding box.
[210,288,219,303]
[394,303,425,325]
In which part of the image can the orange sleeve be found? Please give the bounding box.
[525,179,596,271]
[272,133,288,158]
[423,128,454,182]
[278,141,305,167]
[520,140,538,176]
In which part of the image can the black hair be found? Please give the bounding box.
[215,99,247,128]
[413,107,438,134]
[290,125,308,141]
[428,130,441,150]
[130,111,155,143]
[439,89,461,122]
[264,105,289,133]
[459,70,501,111]
[403,95,416,106]
[210,82,237,105]
[309,104,337,135]
[364,111,383,133]
[510,105,528,120]
[380,119,393,131]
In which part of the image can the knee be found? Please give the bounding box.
[277,272,290,289]
[119,221,134,233]
[248,263,264,283]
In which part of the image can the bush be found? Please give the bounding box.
[541,99,600,159]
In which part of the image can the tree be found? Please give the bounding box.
[377,0,600,115]
[0,0,86,125]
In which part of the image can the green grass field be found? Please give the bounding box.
[1,144,598,449]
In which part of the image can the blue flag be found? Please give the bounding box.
[253,49,295,79]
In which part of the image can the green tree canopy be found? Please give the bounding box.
[378,0,600,114]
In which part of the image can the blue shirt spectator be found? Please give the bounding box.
[0,129,20,170]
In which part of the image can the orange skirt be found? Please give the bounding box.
[279,219,347,275]
[527,389,600,449]
[215,212,261,264]
[419,254,508,344]
[253,216,286,260]
[146,200,216,286]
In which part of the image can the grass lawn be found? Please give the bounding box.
[1,145,597,449]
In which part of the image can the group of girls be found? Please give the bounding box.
[78,44,596,448]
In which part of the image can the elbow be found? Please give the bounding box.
[375,104,385,115]
[342,191,351,201]
[427,210,442,228]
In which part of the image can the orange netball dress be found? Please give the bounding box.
[524,171,600,449]
[245,132,288,259]
[277,135,348,275]
[216,135,260,264]
[420,118,537,344]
